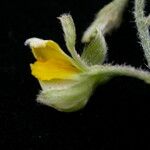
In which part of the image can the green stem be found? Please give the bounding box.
[89,65,150,84]
[134,0,150,66]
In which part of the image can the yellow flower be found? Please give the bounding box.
[25,38,92,112]
[25,38,82,81]
[24,14,107,112]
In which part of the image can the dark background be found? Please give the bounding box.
[0,0,150,149]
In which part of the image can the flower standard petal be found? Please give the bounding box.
[25,38,75,62]
[25,38,81,81]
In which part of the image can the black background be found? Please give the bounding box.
[1,0,150,149]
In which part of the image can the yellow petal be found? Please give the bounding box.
[30,58,80,80]
[25,38,81,81]
[25,38,74,62]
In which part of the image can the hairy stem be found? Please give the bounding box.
[134,0,150,66]
[89,65,150,84]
